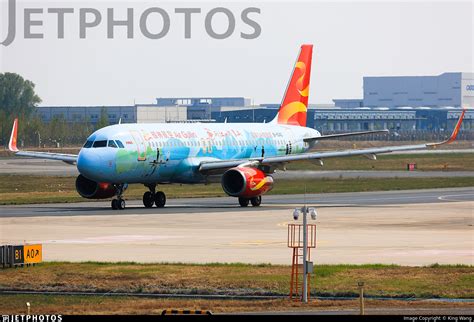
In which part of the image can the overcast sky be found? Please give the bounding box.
[1,0,472,106]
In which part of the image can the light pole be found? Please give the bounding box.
[292,205,317,303]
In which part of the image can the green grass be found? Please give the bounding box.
[0,262,472,299]
[0,174,473,205]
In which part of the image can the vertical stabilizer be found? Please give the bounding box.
[272,44,313,127]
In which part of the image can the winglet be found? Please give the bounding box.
[446,109,466,144]
[8,118,19,152]
[428,109,466,147]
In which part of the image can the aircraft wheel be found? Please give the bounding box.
[118,198,126,210]
[111,199,118,210]
[155,191,166,208]
[239,197,249,207]
[251,196,262,207]
[143,191,154,208]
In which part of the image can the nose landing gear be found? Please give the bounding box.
[111,184,127,210]
[111,198,126,210]
[143,184,167,208]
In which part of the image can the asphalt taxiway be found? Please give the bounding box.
[0,187,473,217]
[0,188,472,266]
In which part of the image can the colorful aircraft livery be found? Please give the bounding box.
[8,45,466,210]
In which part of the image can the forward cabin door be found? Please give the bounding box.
[130,130,147,161]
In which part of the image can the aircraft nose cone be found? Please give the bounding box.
[77,150,103,180]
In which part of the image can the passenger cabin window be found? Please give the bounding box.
[108,140,118,148]
[83,140,93,148]
[93,140,107,148]
[115,140,125,148]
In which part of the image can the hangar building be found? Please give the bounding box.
[334,72,474,109]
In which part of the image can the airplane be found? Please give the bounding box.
[8,44,466,210]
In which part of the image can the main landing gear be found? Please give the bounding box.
[238,196,262,207]
[143,184,166,208]
[111,184,127,210]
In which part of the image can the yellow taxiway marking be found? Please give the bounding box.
[229,240,287,247]
[229,239,330,247]
[277,221,294,227]
[277,221,322,227]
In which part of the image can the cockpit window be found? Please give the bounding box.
[108,140,118,148]
[116,140,125,148]
[83,140,93,148]
[93,140,107,148]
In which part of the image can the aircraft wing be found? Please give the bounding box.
[303,129,389,142]
[199,109,466,174]
[8,118,78,164]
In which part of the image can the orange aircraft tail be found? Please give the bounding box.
[273,44,313,127]
[9,118,19,152]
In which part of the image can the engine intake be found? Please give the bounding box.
[221,167,273,198]
[75,175,116,199]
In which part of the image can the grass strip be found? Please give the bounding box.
[0,262,472,299]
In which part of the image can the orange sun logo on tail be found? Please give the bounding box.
[276,44,313,127]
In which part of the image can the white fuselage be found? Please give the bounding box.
[77,122,320,184]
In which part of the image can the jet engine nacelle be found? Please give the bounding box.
[221,167,274,198]
[75,175,116,199]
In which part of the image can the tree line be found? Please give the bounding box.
[0,73,108,148]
